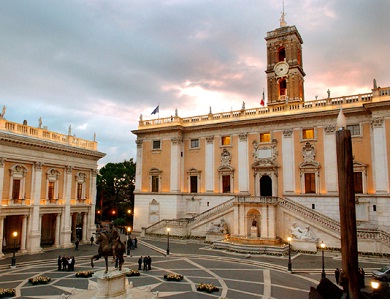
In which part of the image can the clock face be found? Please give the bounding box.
[274,62,289,76]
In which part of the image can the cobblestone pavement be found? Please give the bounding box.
[0,235,389,299]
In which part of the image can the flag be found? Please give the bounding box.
[151,105,159,115]
[260,89,265,106]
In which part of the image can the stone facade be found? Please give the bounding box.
[0,117,105,256]
[131,19,390,253]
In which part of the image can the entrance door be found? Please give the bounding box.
[260,176,272,196]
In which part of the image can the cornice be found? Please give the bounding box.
[0,132,106,160]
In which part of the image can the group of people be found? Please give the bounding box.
[58,255,76,271]
[335,267,366,289]
[138,256,152,271]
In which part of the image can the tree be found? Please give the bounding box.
[96,159,136,225]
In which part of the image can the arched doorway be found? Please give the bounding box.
[260,176,272,196]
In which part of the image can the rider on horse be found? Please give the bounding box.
[108,223,120,263]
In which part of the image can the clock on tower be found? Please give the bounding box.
[264,13,305,106]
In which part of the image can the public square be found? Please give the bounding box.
[0,234,388,299]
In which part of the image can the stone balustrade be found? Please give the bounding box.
[0,118,97,151]
[138,88,390,129]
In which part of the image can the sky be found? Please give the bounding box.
[0,0,389,168]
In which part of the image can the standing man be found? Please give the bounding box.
[90,235,94,245]
[75,239,79,251]
[138,256,143,270]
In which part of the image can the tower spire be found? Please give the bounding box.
[280,0,287,27]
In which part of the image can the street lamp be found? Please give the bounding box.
[126,226,131,256]
[11,231,18,268]
[287,236,292,272]
[320,241,326,278]
[166,228,170,256]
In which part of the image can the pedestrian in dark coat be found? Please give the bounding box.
[143,256,148,271]
[134,237,138,248]
[70,256,75,271]
[147,256,152,270]
[138,256,143,270]
[75,239,79,250]
[62,256,68,271]
[90,236,94,245]
[58,256,62,271]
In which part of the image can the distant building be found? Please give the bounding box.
[0,117,105,256]
[132,17,389,253]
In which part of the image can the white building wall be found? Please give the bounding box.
[282,129,295,193]
[238,133,249,193]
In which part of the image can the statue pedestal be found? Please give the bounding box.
[93,268,129,298]
[206,233,229,243]
[250,226,258,238]
[291,239,318,252]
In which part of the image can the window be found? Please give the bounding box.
[190,176,198,193]
[260,133,271,143]
[222,175,231,193]
[151,176,159,192]
[190,139,199,149]
[302,128,314,140]
[221,136,231,146]
[77,183,83,200]
[48,182,55,200]
[304,173,316,193]
[279,78,287,96]
[278,47,286,62]
[12,179,20,200]
[354,172,363,194]
[347,124,361,136]
[152,140,161,150]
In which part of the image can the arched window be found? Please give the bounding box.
[279,78,287,97]
[278,47,286,62]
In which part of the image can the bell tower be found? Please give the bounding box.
[265,10,305,106]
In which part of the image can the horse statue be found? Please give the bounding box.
[91,231,125,273]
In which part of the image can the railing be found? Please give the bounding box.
[139,88,389,128]
[188,198,235,225]
[0,119,97,151]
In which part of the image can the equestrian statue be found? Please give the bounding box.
[91,223,125,273]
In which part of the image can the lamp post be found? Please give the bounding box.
[11,231,17,268]
[320,241,326,278]
[287,236,292,272]
[166,228,170,256]
[126,226,131,256]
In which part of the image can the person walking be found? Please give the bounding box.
[143,256,148,271]
[75,239,79,251]
[90,236,94,245]
[147,256,152,270]
[138,256,143,270]
[62,256,68,271]
[134,237,138,248]
[58,256,62,271]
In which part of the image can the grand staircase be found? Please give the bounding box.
[143,196,390,254]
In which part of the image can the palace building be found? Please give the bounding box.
[132,17,390,253]
[0,114,105,256]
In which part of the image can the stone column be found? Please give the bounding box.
[134,140,143,192]
[82,212,88,242]
[88,169,98,238]
[0,216,4,258]
[260,206,268,238]
[28,162,43,254]
[372,118,389,193]
[282,129,295,193]
[268,205,276,239]
[20,215,28,253]
[0,158,5,204]
[238,133,249,193]
[61,166,72,247]
[205,136,214,192]
[54,213,60,247]
[324,125,338,193]
[170,137,182,192]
